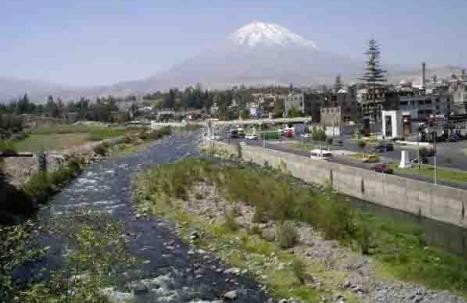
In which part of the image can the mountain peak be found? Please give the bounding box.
[229,21,318,49]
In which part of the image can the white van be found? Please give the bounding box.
[310,149,332,160]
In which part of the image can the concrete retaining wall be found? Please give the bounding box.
[205,140,467,228]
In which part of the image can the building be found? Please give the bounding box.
[322,89,359,123]
[449,70,467,114]
[284,92,305,116]
[397,80,452,121]
[285,89,358,123]
[356,86,388,123]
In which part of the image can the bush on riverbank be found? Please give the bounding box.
[1,213,133,303]
[24,155,84,205]
[137,126,171,141]
[135,158,467,297]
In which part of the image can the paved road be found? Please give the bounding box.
[222,137,467,190]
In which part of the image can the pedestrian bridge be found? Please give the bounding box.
[150,117,312,129]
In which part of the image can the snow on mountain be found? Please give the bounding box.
[2,21,464,101]
[229,21,318,49]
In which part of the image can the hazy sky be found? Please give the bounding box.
[1,0,466,86]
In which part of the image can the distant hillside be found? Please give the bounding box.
[0,22,465,101]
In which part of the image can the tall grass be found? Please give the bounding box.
[136,158,467,296]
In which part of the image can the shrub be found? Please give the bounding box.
[276,221,299,249]
[291,259,307,285]
[224,210,239,231]
[247,224,262,236]
[0,140,16,153]
[93,144,108,156]
[357,140,366,153]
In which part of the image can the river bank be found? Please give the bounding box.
[134,158,467,303]
[1,131,273,303]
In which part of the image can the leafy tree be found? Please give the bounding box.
[240,109,250,120]
[287,107,304,118]
[162,89,177,109]
[273,99,284,118]
[357,140,367,155]
[311,127,327,142]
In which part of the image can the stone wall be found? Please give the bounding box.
[2,137,123,187]
[205,140,467,228]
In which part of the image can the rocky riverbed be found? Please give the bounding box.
[33,132,273,303]
[171,181,467,303]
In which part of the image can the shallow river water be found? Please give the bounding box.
[28,131,467,303]
[34,132,272,303]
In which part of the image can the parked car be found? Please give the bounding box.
[229,128,245,138]
[373,142,394,152]
[301,133,312,138]
[370,163,393,174]
[410,157,429,164]
[245,134,258,140]
[419,147,435,157]
[447,135,459,142]
[310,149,332,160]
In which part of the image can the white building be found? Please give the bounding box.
[449,70,467,114]
[382,110,403,139]
[284,92,305,116]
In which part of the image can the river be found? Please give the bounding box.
[33,131,272,303]
[27,130,467,303]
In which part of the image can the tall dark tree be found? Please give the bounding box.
[359,39,386,122]
[334,75,343,92]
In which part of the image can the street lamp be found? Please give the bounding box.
[431,130,438,186]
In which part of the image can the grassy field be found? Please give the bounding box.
[390,163,467,184]
[13,125,129,152]
[14,133,89,152]
[135,158,467,300]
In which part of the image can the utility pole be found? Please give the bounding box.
[433,131,437,185]
[417,131,421,170]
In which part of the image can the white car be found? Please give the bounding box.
[310,149,332,160]
[301,133,312,138]
[245,134,258,140]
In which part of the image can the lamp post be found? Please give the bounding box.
[432,130,437,186]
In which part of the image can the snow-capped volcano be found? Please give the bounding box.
[229,22,318,49]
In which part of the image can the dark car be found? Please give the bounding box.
[371,163,393,174]
[373,142,394,152]
[410,157,429,164]
[419,147,435,157]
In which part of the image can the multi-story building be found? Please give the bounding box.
[396,80,452,121]
[284,89,358,123]
[449,70,467,114]
[356,86,388,123]
[284,92,305,117]
[321,89,359,123]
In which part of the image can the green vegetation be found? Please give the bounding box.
[356,140,367,154]
[14,134,89,152]
[0,140,17,153]
[13,125,129,152]
[1,213,134,303]
[390,163,467,184]
[23,155,84,204]
[135,158,467,298]
[275,221,299,249]
[311,126,326,142]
